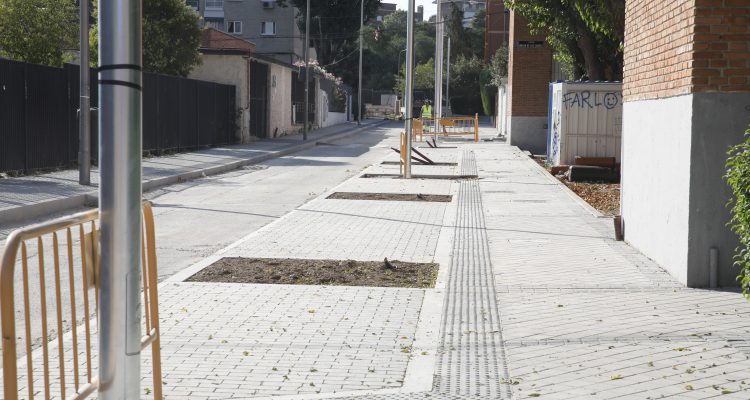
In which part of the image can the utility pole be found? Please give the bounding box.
[358,0,364,125]
[303,0,310,140]
[433,3,443,142]
[446,37,451,116]
[78,0,90,185]
[97,0,142,397]
[404,0,415,179]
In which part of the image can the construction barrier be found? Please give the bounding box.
[0,201,163,400]
[415,114,479,143]
[400,131,408,176]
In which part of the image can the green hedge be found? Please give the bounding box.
[726,124,750,297]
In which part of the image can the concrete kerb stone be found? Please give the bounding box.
[0,121,386,226]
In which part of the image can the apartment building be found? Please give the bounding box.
[187,0,305,65]
[436,0,485,27]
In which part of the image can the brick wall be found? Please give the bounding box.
[507,11,554,117]
[624,0,750,102]
[484,0,509,63]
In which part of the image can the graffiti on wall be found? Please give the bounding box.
[562,91,622,110]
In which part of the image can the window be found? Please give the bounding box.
[261,21,276,35]
[205,0,223,8]
[204,18,224,31]
[186,0,199,10]
[261,0,275,9]
[228,21,242,34]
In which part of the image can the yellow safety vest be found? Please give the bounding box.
[421,104,433,118]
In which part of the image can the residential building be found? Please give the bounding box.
[435,0,484,27]
[187,0,306,65]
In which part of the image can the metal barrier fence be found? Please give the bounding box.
[414,114,479,143]
[0,201,163,399]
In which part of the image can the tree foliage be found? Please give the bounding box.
[488,46,509,86]
[0,0,78,67]
[141,0,202,76]
[449,55,483,115]
[726,125,750,297]
[447,3,483,59]
[277,0,381,87]
[366,10,435,92]
[506,0,624,81]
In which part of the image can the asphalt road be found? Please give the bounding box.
[0,121,400,359]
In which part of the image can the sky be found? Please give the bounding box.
[392,0,438,20]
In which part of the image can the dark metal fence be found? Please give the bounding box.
[0,58,236,174]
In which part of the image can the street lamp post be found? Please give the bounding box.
[358,0,364,125]
[303,0,310,140]
[78,0,90,185]
[97,0,143,397]
[403,0,415,179]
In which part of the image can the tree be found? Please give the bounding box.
[506,0,624,81]
[726,125,750,297]
[277,0,381,88]
[365,10,436,92]
[0,0,78,67]
[141,0,202,76]
[488,46,509,86]
[449,55,483,115]
[90,0,201,76]
[394,58,434,94]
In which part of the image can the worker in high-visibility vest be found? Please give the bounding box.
[421,100,433,119]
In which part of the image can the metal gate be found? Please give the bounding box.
[249,61,269,138]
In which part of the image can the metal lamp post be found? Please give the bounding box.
[303,0,310,140]
[97,0,143,397]
[358,0,364,125]
[403,0,415,179]
[79,0,91,185]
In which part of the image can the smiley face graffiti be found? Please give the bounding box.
[603,93,619,109]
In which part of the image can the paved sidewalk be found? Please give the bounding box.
[8,123,750,399]
[0,120,384,225]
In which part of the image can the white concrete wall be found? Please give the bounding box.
[496,83,508,135]
[621,95,693,285]
[267,63,295,137]
[508,116,547,154]
[189,54,248,142]
[316,87,349,128]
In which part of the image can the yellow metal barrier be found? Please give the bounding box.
[400,131,407,175]
[0,201,163,400]
[438,114,479,142]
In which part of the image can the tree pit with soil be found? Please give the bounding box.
[187,257,439,288]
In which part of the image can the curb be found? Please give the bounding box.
[0,121,387,226]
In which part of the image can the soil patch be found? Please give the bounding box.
[326,192,452,202]
[381,161,458,166]
[533,159,620,216]
[187,257,439,288]
[361,173,478,180]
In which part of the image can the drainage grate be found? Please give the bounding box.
[360,173,478,180]
[326,192,452,202]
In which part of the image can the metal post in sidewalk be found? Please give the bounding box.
[446,37,451,116]
[303,0,310,140]
[97,0,143,397]
[78,0,91,185]
[433,6,443,143]
[403,0,415,179]
[358,0,364,125]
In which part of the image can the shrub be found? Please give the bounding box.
[726,124,750,297]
